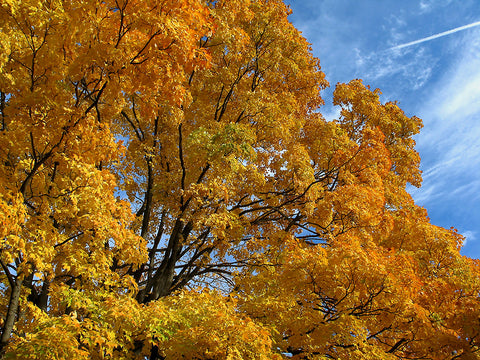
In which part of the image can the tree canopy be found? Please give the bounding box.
[1,0,479,359]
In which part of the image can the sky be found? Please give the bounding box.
[287,0,480,258]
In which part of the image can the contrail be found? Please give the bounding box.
[391,20,480,50]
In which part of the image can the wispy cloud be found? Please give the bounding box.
[421,154,462,181]
[419,0,454,14]
[418,30,480,141]
[322,105,341,122]
[390,20,480,49]
[461,230,477,246]
[354,46,435,91]
[411,28,480,210]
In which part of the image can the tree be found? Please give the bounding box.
[1,0,479,359]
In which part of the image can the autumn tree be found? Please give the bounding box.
[1,0,479,359]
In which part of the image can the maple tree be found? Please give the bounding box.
[1,0,480,359]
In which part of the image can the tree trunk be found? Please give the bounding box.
[0,277,23,355]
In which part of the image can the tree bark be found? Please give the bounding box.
[0,276,23,355]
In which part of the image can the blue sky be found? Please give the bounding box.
[287,0,480,258]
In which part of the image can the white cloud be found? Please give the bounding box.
[408,182,438,204]
[354,46,435,90]
[419,0,455,13]
[437,68,480,120]
[451,180,480,199]
[461,230,477,246]
[419,0,430,12]
[411,28,480,207]
[322,105,341,122]
[419,29,480,138]
[421,154,462,181]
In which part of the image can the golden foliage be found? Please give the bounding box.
[1,0,479,359]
